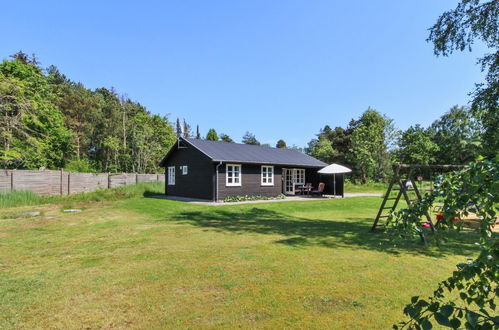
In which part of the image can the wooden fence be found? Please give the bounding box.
[0,169,165,196]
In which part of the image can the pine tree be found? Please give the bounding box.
[182,119,191,138]
[175,118,182,137]
[242,131,260,145]
[276,139,287,148]
[196,125,201,139]
[205,129,219,141]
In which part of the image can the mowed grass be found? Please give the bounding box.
[0,181,164,208]
[0,193,482,329]
[344,181,387,194]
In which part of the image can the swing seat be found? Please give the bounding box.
[422,222,432,228]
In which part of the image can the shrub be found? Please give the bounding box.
[223,194,286,203]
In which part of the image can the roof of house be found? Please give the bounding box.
[160,137,327,168]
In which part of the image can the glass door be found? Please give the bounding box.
[283,168,295,195]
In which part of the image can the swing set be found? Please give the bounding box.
[371,164,465,242]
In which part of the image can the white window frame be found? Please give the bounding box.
[168,166,175,185]
[294,169,305,185]
[226,164,241,187]
[181,166,188,175]
[261,165,274,186]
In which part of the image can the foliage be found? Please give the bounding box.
[395,124,439,164]
[0,53,176,173]
[348,109,393,183]
[196,125,201,139]
[182,119,191,138]
[427,0,498,158]
[64,159,97,173]
[387,159,498,329]
[205,128,219,141]
[430,106,482,164]
[242,131,260,145]
[176,118,182,137]
[276,139,287,148]
[220,133,234,143]
[306,125,351,166]
[0,58,73,169]
[310,137,336,163]
[223,193,286,202]
[306,111,393,183]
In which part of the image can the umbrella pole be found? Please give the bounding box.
[334,174,336,197]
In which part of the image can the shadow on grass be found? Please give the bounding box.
[163,207,481,257]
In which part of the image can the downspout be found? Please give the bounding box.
[215,161,223,202]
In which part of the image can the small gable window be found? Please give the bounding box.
[181,166,188,175]
[261,166,274,186]
[226,164,241,186]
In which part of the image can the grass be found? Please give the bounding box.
[0,192,485,328]
[0,181,164,208]
[344,181,387,194]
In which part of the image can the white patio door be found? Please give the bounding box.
[283,168,295,195]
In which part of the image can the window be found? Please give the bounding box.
[294,169,305,185]
[226,164,241,186]
[181,166,188,175]
[261,165,274,186]
[168,166,175,185]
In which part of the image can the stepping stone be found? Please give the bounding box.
[63,209,82,213]
[17,211,40,217]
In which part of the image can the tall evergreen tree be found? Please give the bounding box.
[220,133,233,143]
[182,119,191,138]
[196,125,201,139]
[175,118,182,137]
[242,131,260,145]
[276,139,287,148]
[205,128,219,141]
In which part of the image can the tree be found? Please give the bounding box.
[182,118,191,138]
[1,54,176,173]
[396,124,439,164]
[196,125,201,139]
[0,57,73,169]
[306,125,353,167]
[175,118,182,137]
[242,131,260,145]
[276,139,287,148]
[205,128,219,141]
[430,106,482,164]
[392,1,499,327]
[427,0,498,157]
[310,137,336,163]
[348,108,392,183]
[220,133,234,143]
[390,160,498,329]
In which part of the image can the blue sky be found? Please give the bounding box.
[1,1,485,147]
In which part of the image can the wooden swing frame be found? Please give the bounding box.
[370,164,464,242]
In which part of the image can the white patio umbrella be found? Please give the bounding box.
[318,164,352,196]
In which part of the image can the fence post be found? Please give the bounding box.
[10,170,14,191]
[67,172,71,195]
[107,173,111,189]
[60,168,63,196]
[136,173,138,184]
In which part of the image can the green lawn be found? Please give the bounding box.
[344,181,387,194]
[0,190,481,329]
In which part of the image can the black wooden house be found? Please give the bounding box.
[159,137,331,201]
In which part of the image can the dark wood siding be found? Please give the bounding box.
[320,173,344,196]
[164,145,214,200]
[217,164,283,200]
